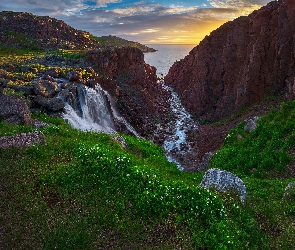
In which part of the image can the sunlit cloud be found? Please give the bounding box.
[0,0,271,44]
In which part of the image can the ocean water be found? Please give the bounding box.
[144,44,195,78]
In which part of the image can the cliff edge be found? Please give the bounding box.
[165,0,295,121]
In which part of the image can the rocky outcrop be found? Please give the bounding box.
[33,96,65,112]
[96,35,157,53]
[0,94,32,125]
[0,11,100,50]
[83,47,170,137]
[165,0,295,121]
[33,79,59,97]
[0,131,46,148]
[199,168,246,203]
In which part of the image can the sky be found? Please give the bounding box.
[0,0,271,44]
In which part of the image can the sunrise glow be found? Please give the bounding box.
[0,0,271,45]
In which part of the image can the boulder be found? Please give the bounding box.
[283,181,295,199]
[67,70,82,82]
[0,94,32,125]
[0,131,46,148]
[45,68,61,78]
[33,96,65,112]
[199,168,246,203]
[0,69,7,77]
[33,121,53,128]
[33,79,58,97]
[11,85,34,96]
[244,116,259,133]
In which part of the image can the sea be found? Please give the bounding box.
[144,44,195,78]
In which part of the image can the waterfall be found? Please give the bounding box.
[61,84,139,137]
[160,81,198,171]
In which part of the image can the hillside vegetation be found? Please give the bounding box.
[1,80,295,248]
[90,35,157,53]
[0,11,156,53]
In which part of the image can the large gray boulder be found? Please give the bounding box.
[0,131,46,148]
[0,94,32,125]
[199,168,246,203]
[244,116,259,133]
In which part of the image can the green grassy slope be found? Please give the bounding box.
[0,46,295,249]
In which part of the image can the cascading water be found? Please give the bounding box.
[160,81,198,170]
[59,78,197,171]
[61,84,139,136]
[62,85,116,133]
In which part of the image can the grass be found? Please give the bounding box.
[0,45,295,249]
[0,114,226,249]
[0,113,252,249]
[1,107,295,249]
[211,101,295,178]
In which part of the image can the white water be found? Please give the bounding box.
[160,81,197,170]
[60,79,196,170]
[62,85,116,133]
[62,84,139,137]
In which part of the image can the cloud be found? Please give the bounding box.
[208,0,269,12]
[0,0,270,44]
[95,0,121,7]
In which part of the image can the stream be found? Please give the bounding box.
[157,80,199,170]
[59,80,199,171]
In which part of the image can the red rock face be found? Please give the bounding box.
[165,0,295,121]
[84,47,170,136]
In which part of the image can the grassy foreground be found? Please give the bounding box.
[0,45,294,248]
[0,104,294,249]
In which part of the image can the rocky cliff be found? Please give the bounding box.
[0,11,100,50]
[165,0,295,121]
[83,47,170,137]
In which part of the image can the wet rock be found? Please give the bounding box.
[0,131,46,148]
[83,47,169,137]
[67,70,82,82]
[199,168,246,203]
[0,94,32,125]
[33,79,58,97]
[33,96,65,112]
